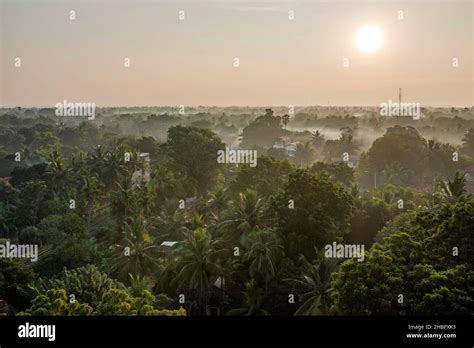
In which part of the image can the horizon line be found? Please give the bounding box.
[1,104,472,109]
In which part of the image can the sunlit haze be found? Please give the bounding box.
[1,0,473,107]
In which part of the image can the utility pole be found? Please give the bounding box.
[399,88,402,106]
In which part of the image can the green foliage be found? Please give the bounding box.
[1,108,473,317]
[128,273,151,297]
[228,156,294,198]
[332,197,474,315]
[240,112,285,148]
[226,280,269,316]
[10,163,48,187]
[18,289,93,316]
[347,185,422,245]
[26,264,125,307]
[404,264,473,315]
[113,214,159,279]
[37,213,85,246]
[88,144,139,190]
[435,171,469,203]
[286,250,338,315]
[34,237,105,278]
[35,213,104,276]
[165,227,225,314]
[220,190,270,244]
[166,126,224,194]
[18,226,40,244]
[272,169,353,259]
[311,161,354,186]
[0,179,19,239]
[0,259,35,310]
[374,211,416,244]
[153,199,187,241]
[295,142,315,168]
[322,128,359,162]
[242,228,283,289]
[18,288,186,316]
[14,180,49,228]
[331,245,406,315]
[261,258,306,315]
[95,289,186,316]
[357,126,425,187]
[152,163,192,204]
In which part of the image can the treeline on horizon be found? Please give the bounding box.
[0,107,473,316]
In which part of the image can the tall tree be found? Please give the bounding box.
[220,189,270,244]
[286,250,338,315]
[271,169,353,259]
[226,279,270,316]
[435,171,468,203]
[242,228,283,289]
[113,214,159,278]
[170,228,225,315]
[167,126,224,194]
[295,142,315,168]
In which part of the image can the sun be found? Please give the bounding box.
[356,25,383,53]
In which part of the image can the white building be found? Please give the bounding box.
[131,152,151,187]
[273,136,298,157]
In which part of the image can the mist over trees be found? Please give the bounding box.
[0,106,472,316]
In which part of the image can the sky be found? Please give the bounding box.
[0,0,473,107]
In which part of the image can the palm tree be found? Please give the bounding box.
[170,228,225,314]
[219,190,270,244]
[93,145,137,190]
[134,183,155,215]
[311,130,325,147]
[204,188,228,238]
[295,142,314,167]
[152,199,187,241]
[435,171,468,203]
[104,146,131,188]
[421,139,453,183]
[423,139,440,165]
[339,129,359,155]
[88,145,107,180]
[242,228,283,289]
[79,174,103,230]
[111,183,141,229]
[71,151,89,177]
[113,214,159,278]
[286,249,338,315]
[205,188,228,217]
[226,279,269,316]
[42,146,71,194]
[128,273,151,297]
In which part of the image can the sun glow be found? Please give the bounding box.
[356,25,383,53]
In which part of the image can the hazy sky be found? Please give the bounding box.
[1,0,472,107]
